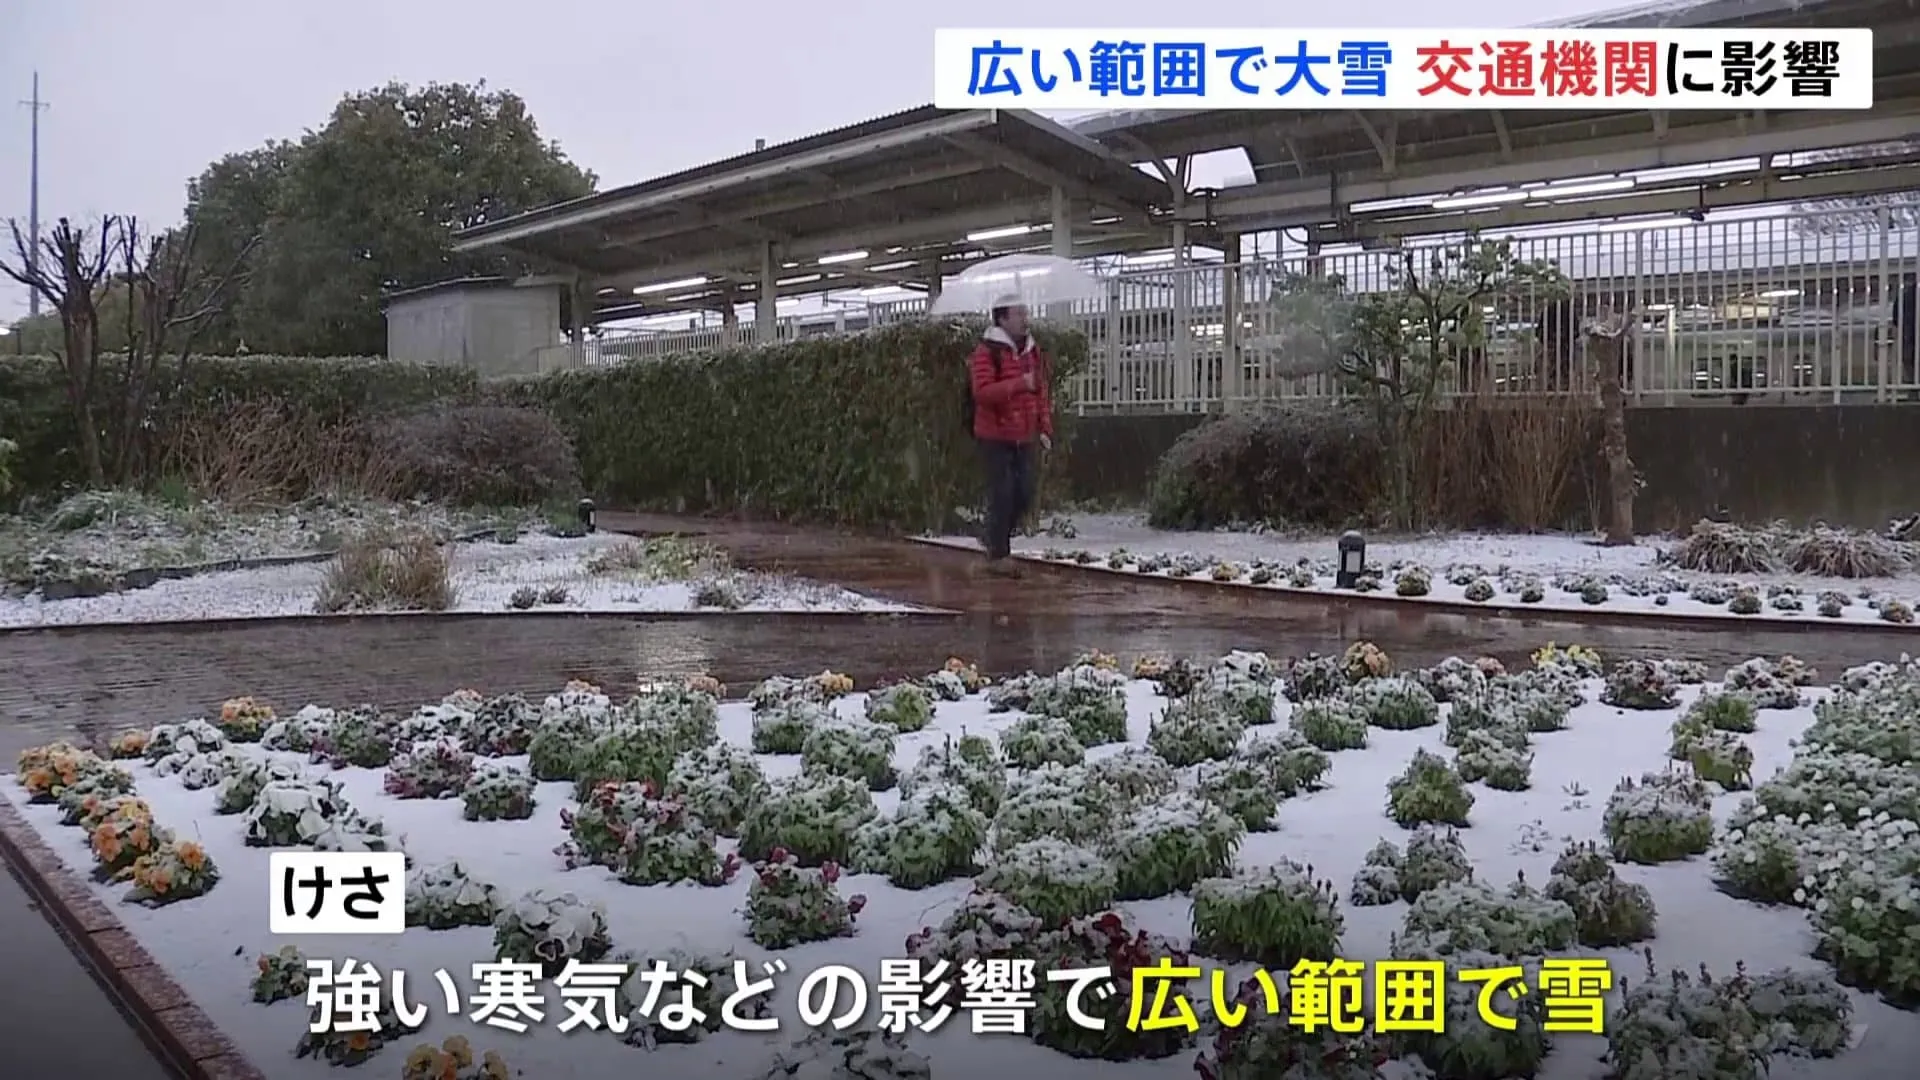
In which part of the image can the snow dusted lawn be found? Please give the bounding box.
[0,533,918,628]
[956,513,1920,628]
[6,651,1915,1080]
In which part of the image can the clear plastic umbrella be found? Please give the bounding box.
[928,254,1107,314]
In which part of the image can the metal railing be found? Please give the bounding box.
[561,202,1920,410]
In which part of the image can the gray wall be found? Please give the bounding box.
[385,285,562,377]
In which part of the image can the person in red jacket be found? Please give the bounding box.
[968,301,1054,575]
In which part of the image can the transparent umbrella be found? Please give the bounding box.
[928,254,1107,314]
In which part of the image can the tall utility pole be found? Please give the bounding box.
[20,73,48,318]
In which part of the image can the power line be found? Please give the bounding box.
[19,72,48,319]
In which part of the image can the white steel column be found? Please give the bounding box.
[1047,186,1074,322]
[756,242,779,343]
[1221,232,1243,411]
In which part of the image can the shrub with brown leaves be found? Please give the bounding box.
[314,530,456,613]
[369,405,579,508]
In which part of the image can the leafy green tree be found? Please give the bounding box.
[188,81,595,356]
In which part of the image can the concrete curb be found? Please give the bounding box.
[0,798,264,1080]
[12,528,510,602]
[905,536,1920,636]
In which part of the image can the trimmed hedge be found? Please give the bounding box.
[1,319,1085,531]
[0,353,477,497]
[501,318,1085,531]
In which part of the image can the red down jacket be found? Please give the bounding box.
[969,326,1054,444]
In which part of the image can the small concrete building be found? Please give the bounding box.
[382,277,568,377]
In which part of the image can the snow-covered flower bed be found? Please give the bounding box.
[6,643,1914,1080]
[953,512,1920,629]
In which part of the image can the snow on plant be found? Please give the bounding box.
[1543,840,1658,947]
[242,778,357,847]
[559,780,739,886]
[1343,641,1391,681]
[899,734,1007,816]
[613,947,767,1046]
[1603,660,1681,710]
[123,837,217,905]
[296,1001,409,1067]
[1687,691,1758,733]
[1722,658,1804,709]
[1745,968,1855,1058]
[664,743,766,835]
[396,700,470,745]
[1710,810,1819,904]
[1281,654,1348,703]
[543,679,617,721]
[1472,674,1575,734]
[1800,676,1920,767]
[383,737,474,799]
[1604,773,1715,864]
[88,797,164,881]
[1750,752,1919,822]
[214,757,302,815]
[405,859,501,929]
[758,1027,927,1080]
[309,807,394,853]
[571,717,701,800]
[1103,792,1244,901]
[1087,746,1179,804]
[738,772,877,866]
[1603,955,1772,1080]
[1290,697,1369,751]
[1191,859,1343,967]
[261,705,333,753]
[1193,978,1388,1080]
[992,764,1119,847]
[41,755,133,817]
[1341,675,1439,730]
[1807,812,1920,1002]
[103,728,148,760]
[1393,943,1552,1080]
[942,656,989,693]
[525,709,602,782]
[999,713,1087,769]
[864,682,934,733]
[402,1036,511,1080]
[142,718,227,762]
[1031,911,1196,1061]
[1027,666,1131,746]
[251,944,309,1004]
[455,694,536,756]
[1416,656,1494,703]
[801,715,899,790]
[165,750,236,792]
[985,672,1042,712]
[902,893,1047,979]
[1397,879,1577,956]
[310,705,396,769]
[1396,826,1476,903]
[751,698,830,755]
[1666,717,1754,791]
[461,761,536,822]
[1148,693,1246,766]
[1387,750,1474,827]
[1238,730,1331,795]
[214,696,274,743]
[1194,760,1282,832]
[1532,642,1603,677]
[745,851,864,949]
[1395,564,1433,597]
[977,837,1118,923]
[849,781,987,888]
[1452,728,1534,791]
[492,889,612,977]
[57,782,139,829]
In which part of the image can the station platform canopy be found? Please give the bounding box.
[454,0,1920,324]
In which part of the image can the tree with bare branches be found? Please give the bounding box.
[1,215,255,488]
[1586,310,1636,545]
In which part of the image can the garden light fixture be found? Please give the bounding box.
[1336,531,1367,589]
[577,498,596,533]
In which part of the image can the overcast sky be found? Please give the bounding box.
[1,0,1630,323]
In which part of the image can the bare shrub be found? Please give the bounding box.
[161,400,399,506]
[369,404,579,507]
[314,529,456,613]
[1666,520,1779,574]
[1486,397,1596,532]
[1784,527,1912,578]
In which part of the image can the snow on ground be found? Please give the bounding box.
[0,533,920,628]
[942,513,1920,628]
[5,658,1914,1079]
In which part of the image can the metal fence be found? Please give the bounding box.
[565,202,1920,411]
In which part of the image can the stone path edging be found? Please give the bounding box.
[906,536,1920,636]
[0,606,958,639]
[0,798,262,1080]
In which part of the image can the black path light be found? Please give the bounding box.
[577,498,597,533]
[1336,530,1367,589]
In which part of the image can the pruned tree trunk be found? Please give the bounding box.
[1587,314,1635,545]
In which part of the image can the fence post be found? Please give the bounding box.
[1878,204,1893,402]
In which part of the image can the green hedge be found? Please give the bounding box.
[0,353,478,497]
[501,318,1086,532]
[0,319,1085,531]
